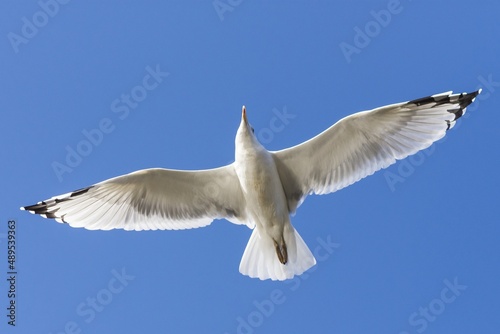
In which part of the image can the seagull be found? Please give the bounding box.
[22,90,481,281]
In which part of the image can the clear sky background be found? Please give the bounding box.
[1,1,499,333]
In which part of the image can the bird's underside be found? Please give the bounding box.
[22,89,481,280]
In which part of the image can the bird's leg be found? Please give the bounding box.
[273,236,288,265]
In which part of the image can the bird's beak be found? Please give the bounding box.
[242,106,248,124]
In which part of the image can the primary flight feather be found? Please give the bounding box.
[22,90,481,280]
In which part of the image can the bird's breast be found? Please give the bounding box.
[235,148,289,226]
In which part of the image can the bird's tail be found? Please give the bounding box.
[239,225,316,281]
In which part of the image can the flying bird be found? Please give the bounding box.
[22,90,481,280]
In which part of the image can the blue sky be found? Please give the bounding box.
[1,1,499,333]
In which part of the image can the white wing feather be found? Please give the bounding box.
[22,165,251,230]
[272,90,481,213]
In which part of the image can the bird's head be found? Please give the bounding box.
[241,106,255,133]
[236,106,260,150]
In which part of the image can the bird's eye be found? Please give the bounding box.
[251,127,255,134]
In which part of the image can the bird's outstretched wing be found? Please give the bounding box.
[272,90,481,213]
[22,165,250,230]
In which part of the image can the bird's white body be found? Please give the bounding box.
[235,111,315,279]
[235,114,289,242]
[22,90,481,281]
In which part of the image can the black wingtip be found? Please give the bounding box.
[21,186,94,220]
[409,90,480,108]
[450,90,481,121]
[22,201,49,215]
[459,89,481,107]
[408,90,481,131]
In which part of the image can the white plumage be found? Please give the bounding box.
[22,90,480,280]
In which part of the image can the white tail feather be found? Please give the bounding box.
[239,226,316,281]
